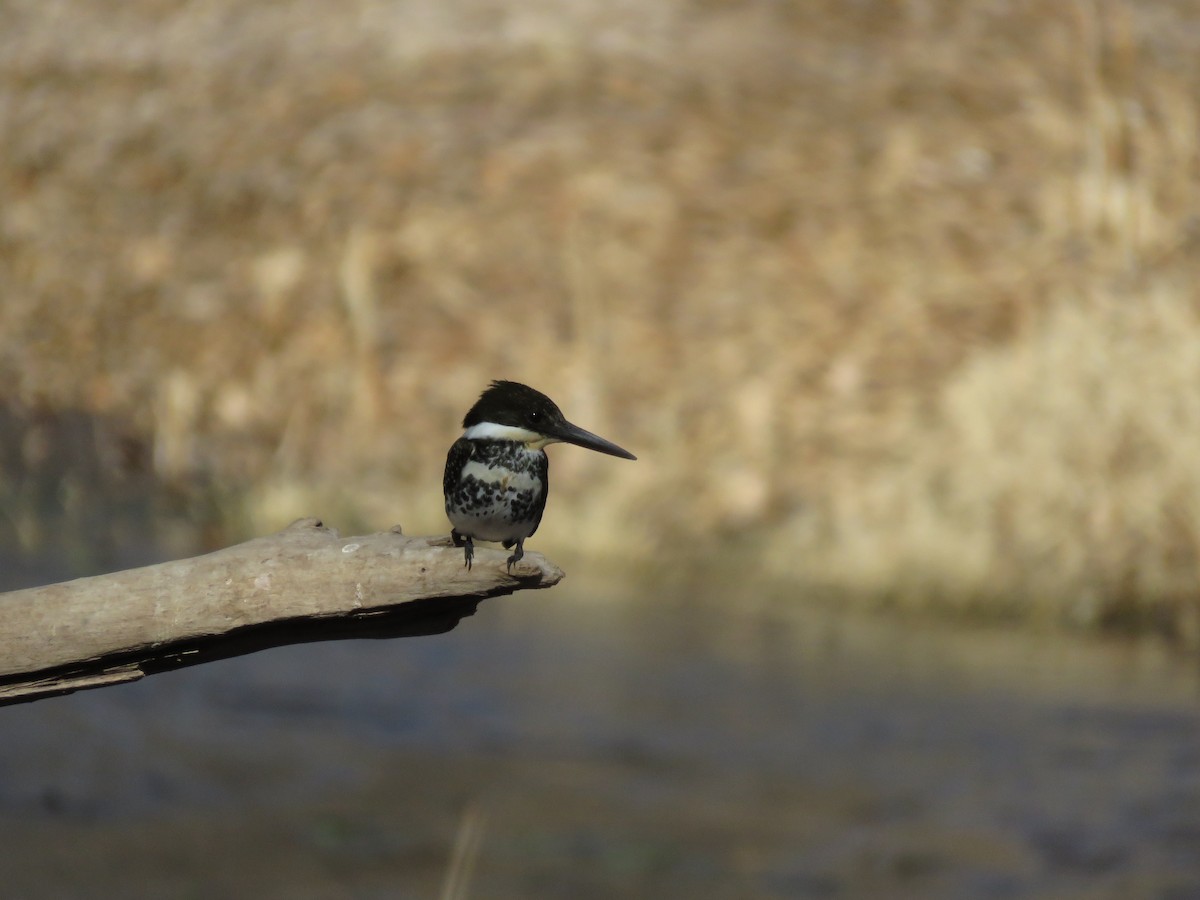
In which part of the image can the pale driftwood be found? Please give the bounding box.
[0,518,563,706]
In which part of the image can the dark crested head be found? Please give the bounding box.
[463,380,564,430]
[462,380,637,460]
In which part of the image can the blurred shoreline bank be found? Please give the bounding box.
[3,1,1200,642]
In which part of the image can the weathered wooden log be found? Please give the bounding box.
[0,518,564,706]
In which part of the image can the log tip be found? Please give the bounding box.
[510,553,565,586]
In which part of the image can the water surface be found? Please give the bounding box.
[0,572,1197,899]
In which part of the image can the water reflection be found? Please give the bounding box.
[1,574,1199,898]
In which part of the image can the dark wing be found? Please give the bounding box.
[527,450,549,537]
[443,437,474,505]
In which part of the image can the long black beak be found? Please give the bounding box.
[553,420,637,460]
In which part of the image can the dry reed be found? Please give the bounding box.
[2,0,1199,638]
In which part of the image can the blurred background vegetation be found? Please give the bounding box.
[3,0,1200,641]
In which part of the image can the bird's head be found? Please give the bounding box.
[462,380,637,460]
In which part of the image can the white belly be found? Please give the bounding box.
[448,506,537,543]
[447,457,543,543]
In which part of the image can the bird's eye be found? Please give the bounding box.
[528,411,543,424]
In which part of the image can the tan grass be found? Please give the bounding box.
[2,0,1200,638]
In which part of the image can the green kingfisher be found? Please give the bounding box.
[444,380,636,572]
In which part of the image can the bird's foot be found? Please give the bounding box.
[452,530,474,571]
[506,540,524,574]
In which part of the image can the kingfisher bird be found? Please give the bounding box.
[444,380,636,572]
